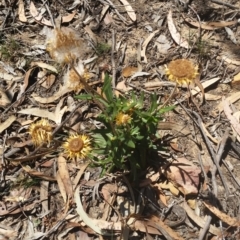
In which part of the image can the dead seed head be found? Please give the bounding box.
[63,134,91,160]
[46,28,86,64]
[165,59,198,85]
[29,119,52,146]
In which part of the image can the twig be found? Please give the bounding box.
[211,0,239,9]
[198,130,229,240]
[179,103,230,197]
[111,29,116,88]
[40,208,74,240]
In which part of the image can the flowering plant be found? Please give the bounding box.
[75,74,174,179]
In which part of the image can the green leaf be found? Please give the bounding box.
[102,73,113,102]
[74,94,93,100]
[126,140,135,148]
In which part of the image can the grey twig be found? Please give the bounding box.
[179,103,230,197]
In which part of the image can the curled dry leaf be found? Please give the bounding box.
[141,30,160,63]
[122,66,138,77]
[31,61,58,73]
[57,156,73,200]
[182,202,221,236]
[75,186,122,236]
[19,97,67,124]
[183,17,237,30]
[203,201,240,227]
[22,166,56,181]
[30,2,76,26]
[168,10,189,49]
[18,0,27,22]
[0,115,16,134]
[160,157,201,195]
[0,89,11,107]
[148,215,185,240]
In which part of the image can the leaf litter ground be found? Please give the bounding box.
[1,0,240,239]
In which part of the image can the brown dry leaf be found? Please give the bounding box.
[115,80,132,97]
[193,75,205,105]
[203,201,240,227]
[62,11,77,23]
[57,156,73,200]
[41,74,56,89]
[0,227,18,238]
[40,181,49,213]
[18,98,67,124]
[0,89,11,107]
[141,30,160,63]
[31,86,69,104]
[187,199,196,210]
[0,115,16,134]
[118,0,136,22]
[219,55,240,65]
[133,219,160,235]
[18,0,27,22]
[29,1,52,26]
[72,164,89,191]
[159,193,167,206]
[183,17,237,30]
[22,166,56,182]
[168,10,189,49]
[181,202,221,236]
[205,93,221,101]
[161,158,201,195]
[75,186,122,235]
[0,71,22,82]
[190,77,220,95]
[231,72,240,90]
[233,72,240,81]
[217,92,240,112]
[101,183,117,202]
[222,97,240,136]
[31,61,58,73]
[156,181,180,196]
[56,171,67,203]
[122,66,138,77]
[148,215,184,240]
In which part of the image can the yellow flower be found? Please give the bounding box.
[165,59,198,85]
[115,112,132,126]
[29,119,52,146]
[63,134,91,159]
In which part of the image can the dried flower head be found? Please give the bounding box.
[63,134,91,159]
[29,119,52,146]
[46,27,87,64]
[115,112,132,126]
[165,59,198,85]
[63,61,91,92]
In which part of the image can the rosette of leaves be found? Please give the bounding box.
[75,74,174,179]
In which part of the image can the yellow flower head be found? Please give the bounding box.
[63,134,91,160]
[29,119,52,146]
[115,112,132,126]
[165,59,198,85]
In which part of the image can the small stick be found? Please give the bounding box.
[179,103,230,196]
[211,0,239,9]
[111,29,116,89]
